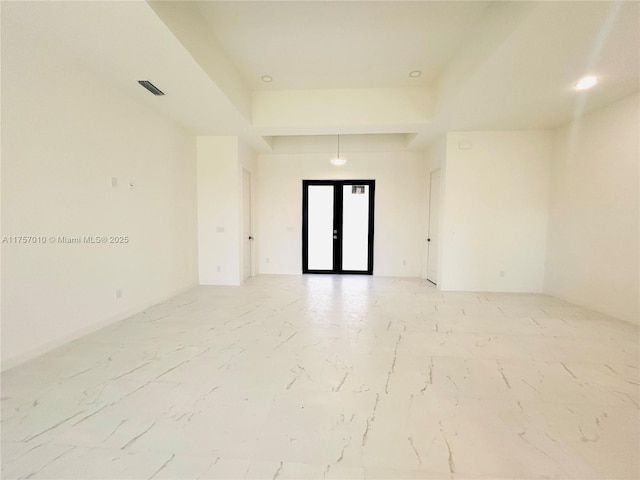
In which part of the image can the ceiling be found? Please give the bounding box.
[195,1,492,90]
[4,1,639,153]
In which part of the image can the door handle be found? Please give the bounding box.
[427,238,431,242]
[249,236,254,240]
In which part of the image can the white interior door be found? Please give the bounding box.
[427,169,441,285]
[242,169,252,281]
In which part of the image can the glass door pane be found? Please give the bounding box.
[342,184,369,271]
[307,185,334,270]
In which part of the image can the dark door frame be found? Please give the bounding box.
[302,179,375,275]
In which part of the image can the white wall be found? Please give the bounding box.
[440,131,552,292]
[545,94,640,324]
[1,21,198,367]
[424,136,447,173]
[197,137,257,286]
[252,87,431,133]
[197,137,240,286]
[257,150,427,277]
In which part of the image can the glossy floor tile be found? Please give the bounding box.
[2,275,638,479]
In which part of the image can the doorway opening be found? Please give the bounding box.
[302,180,375,274]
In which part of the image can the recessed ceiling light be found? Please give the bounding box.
[409,70,422,78]
[574,75,598,90]
[261,75,273,83]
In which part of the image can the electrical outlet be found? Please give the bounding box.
[500,270,505,278]
[217,266,221,272]
[115,288,122,299]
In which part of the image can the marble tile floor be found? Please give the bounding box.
[1,275,638,480]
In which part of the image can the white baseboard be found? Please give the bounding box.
[1,282,198,372]
[543,289,638,327]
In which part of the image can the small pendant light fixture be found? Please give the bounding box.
[330,134,347,166]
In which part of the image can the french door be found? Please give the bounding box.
[302,180,375,274]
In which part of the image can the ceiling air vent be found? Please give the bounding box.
[138,80,165,96]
